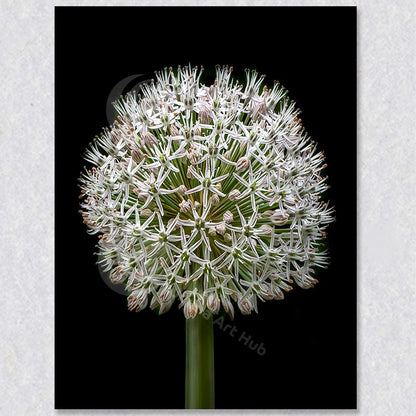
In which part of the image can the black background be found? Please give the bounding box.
[55,6,356,409]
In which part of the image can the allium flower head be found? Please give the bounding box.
[79,65,334,319]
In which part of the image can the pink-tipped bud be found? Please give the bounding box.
[177,185,187,195]
[187,165,197,179]
[140,209,153,218]
[228,189,241,201]
[198,106,212,124]
[170,124,180,136]
[237,296,254,315]
[133,188,149,201]
[223,150,231,160]
[143,132,158,148]
[131,149,144,162]
[264,209,289,225]
[223,210,234,224]
[179,199,192,213]
[236,157,250,172]
[188,149,201,165]
[216,222,226,235]
[208,227,217,237]
[207,293,220,314]
[209,193,220,206]
[259,224,273,235]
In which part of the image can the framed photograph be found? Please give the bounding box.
[55,6,356,409]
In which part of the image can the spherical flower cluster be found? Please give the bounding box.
[79,65,334,319]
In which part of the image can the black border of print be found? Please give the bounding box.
[55,6,357,409]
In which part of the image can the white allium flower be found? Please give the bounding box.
[79,64,334,319]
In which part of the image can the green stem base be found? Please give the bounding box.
[185,313,215,409]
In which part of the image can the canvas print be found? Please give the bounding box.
[55,6,356,409]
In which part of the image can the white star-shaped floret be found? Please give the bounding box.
[178,200,218,250]
[134,170,176,216]
[147,213,182,264]
[214,230,258,279]
[232,167,271,211]
[143,137,184,175]
[185,166,227,207]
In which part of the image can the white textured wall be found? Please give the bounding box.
[0,1,415,415]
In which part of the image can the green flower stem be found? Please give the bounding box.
[185,313,215,409]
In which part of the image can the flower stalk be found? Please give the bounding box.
[185,313,215,409]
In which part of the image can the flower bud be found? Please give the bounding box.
[170,124,180,136]
[207,292,220,314]
[270,282,284,300]
[260,283,275,301]
[228,189,241,201]
[150,294,159,310]
[184,300,198,319]
[236,157,250,172]
[159,299,174,314]
[143,131,158,148]
[159,286,173,303]
[116,160,127,171]
[183,94,194,111]
[221,296,234,320]
[128,288,148,312]
[252,101,267,120]
[265,209,289,225]
[187,166,197,179]
[223,150,231,160]
[141,97,151,110]
[133,188,149,201]
[131,149,144,162]
[237,296,254,315]
[224,233,232,242]
[193,125,201,136]
[216,222,226,235]
[110,129,121,144]
[223,210,234,224]
[188,148,201,165]
[259,224,273,235]
[149,167,159,176]
[179,199,192,213]
[140,208,153,218]
[177,184,187,195]
[109,266,125,284]
[209,193,220,206]
[208,227,217,237]
[198,106,212,124]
